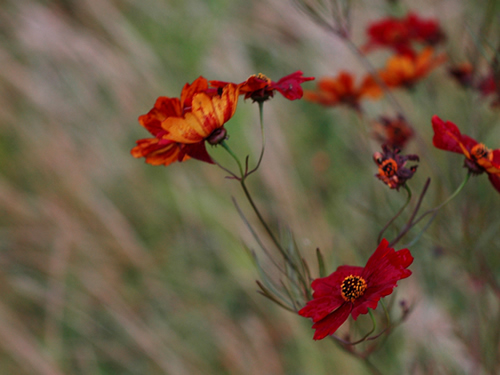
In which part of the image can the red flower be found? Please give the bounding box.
[210,71,314,102]
[373,146,419,190]
[478,73,500,107]
[363,12,444,57]
[131,77,239,166]
[304,71,382,110]
[372,115,414,149]
[431,115,500,192]
[298,239,413,340]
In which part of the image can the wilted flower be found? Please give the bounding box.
[431,115,500,192]
[379,48,446,89]
[372,115,414,149]
[373,146,419,190]
[210,71,314,102]
[363,12,445,57]
[298,239,413,340]
[131,76,239,166]
[304,71,382,110]
[448,62,474,88]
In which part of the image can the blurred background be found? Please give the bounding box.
[1,0,500,374]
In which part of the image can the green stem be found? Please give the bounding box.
[412,172,471,228]
[377,184,412,244]
[220,141,244,177]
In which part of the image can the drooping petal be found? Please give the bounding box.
[138,97,182,136]
[310,303,353,340]
[271,71,315,100]
[131,138,189,166]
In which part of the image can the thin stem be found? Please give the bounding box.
[412,172,471,228]
[388,178,431,248]
[246,101,266,176]
[377,184,412,244]
[220,141,244,177]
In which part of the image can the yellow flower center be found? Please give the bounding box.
[341,275,367,302]
[470,143,491,161]
[255,73,271,84]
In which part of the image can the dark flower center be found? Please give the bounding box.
[470,143,490,161]
[380,159,398,177]
[341,275,367,302]
[206,128,227,145]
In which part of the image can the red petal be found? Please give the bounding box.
[298,295,345,323]
[184,142,214,164]
[271,71,315,100]
[488,173,500,193]
[311,265,364,298]
[310,303,352,340]
[431,115,476,155]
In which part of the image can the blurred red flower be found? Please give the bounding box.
[372,115,414,149]
[304,71,382,110]
[298,239,413,340]
[432,115,500,192]
[478,73,500,107]
[210,71,314,102]
[363,12,445,57]
[373,146,419,190]
[379,48,446,89]
[448,62,474,88]
[131,77,239,166]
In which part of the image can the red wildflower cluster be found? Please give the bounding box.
[299,239,413,340]
[373,146,419,190]
[363,12,445,57]
[432,115,500,192]
[132,72,314,167]
[211,71,314,102]
[304,71,382,110]
[131,77,239,166]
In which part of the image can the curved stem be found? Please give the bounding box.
[246,101,266,176]
[220,141,244,177]
[412,172,471,228]
[388,178,431,248]
[377,184,412,244]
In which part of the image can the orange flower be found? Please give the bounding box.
[131,77,239,166]
[379,48,446,88]
[304,71,382,110]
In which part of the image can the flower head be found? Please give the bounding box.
[448,62,474,88]
[131,77,239,166]
[379,48,446,89]
[298,239,413,340]
[210,71,314,102]
[431,115,500,192]
[363,12,445,57]
[304,71,382,110]
[373,145,419,190]
[372,115,414,149]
